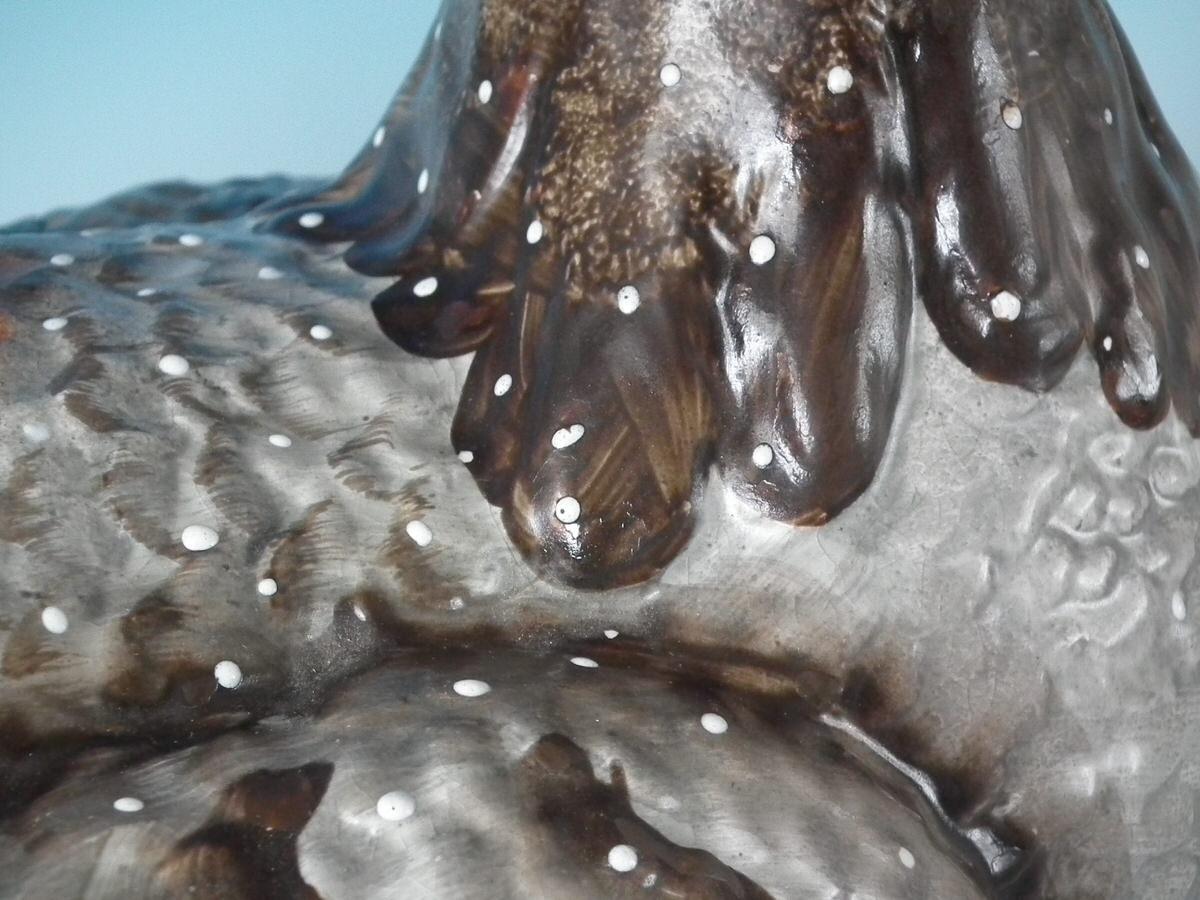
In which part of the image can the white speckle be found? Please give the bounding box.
[258,266,283,281]
[417,169,430,194]
[608,844,638,873]
[178,233,203,247]
[1104,108,1115,126]
[604,629,619,639]
[494,374,513,396]
[617,285,641,314]
[990,290,1022,322]
[42,316,68,331]
[1001,101,1023,130]
[1134,245,1151,269]
[41,606,69,635]
[458,450,475,464]
[554,496,581,524]
[1173,592,1187,621]
[257,578,278,597]
[659,63,681,87]
[643,874,658,889]
[449,596,465,611]
[181,524,219,552]
[353,604,367,622]
[453,679,491,697]
[158,354,190,376]
[50,253,75,267]
[376,791,415,821]
[477,79,494,104]
[827,65,853,95]
[899,848,916,869]
[414,276,439,297]
[570,656,599,668]
[752,443,774,468]
[700,713,728,734]
[22,423,50,443]
[268,433,293,448]
[309,324,333,341]
[552,424,585,449]
[298,212,325,229]
[1103,336,1114,352]
[113,797,144,813]
[526,219,544,244]
[749,234,776,265]
[373,125,386,148]
[137,288,158,297]
[406,520,433,547]
[214,660,243,689]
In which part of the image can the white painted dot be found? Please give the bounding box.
[700,713,728,734]
[353,603,367,622]
[526,219,544,245]
[50,253,75,267]
[552,424,585,450]
[268,433,293,448]
[827,65,853,95]
[137,288,158,297]
[376,791,415,821]
[494,373,513,396]
[113,797,144,813]
[1104,108,1115,126]
[554,496,581,524]
[1102,335,1114,352]
[158,354,190,376]
[178,233,203,247]
[258,266,283,281]
[449,596,465,610]
[257,578,278,597]
[570,656,599,668]
[298,212,325,229]
[1173,592,1187,621]
[453,679,491,697]
[608,844,639,873]
[417,169,430,194]
[373,125,386,148]
[406,520,433,547]
[41,606,68,635]
[899,848,916,869]
[604,629,619,639]
[458,450,475,464]
[42,317,68,331]
[22,423,50,443]
[617,285,641,314]
[990,290,1022,322]
[181,524,219,552]
[414,276,439,297]
[214,660,243,689]
[309,324,333,341]
[1134,245,1151,269]
[752,443,774,468]
[749,234,776,265]
[1001,101,1023,130]
[659,63,681,87]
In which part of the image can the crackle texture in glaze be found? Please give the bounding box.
[3,1,1200,898]
[261,0,1200,588]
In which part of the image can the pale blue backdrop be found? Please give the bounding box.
[1,0,1197,224]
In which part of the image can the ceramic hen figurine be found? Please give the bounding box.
[1,1,1198,897]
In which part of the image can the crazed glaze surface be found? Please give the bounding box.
[261,0,1200,589]
[2,1,1200,898]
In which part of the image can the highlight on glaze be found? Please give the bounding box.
[262,0,1200,588]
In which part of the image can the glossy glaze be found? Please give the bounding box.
[262,0,1200,589]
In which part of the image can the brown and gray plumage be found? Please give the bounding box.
[2,0,1200,898]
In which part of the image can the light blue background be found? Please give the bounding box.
[1,1,1197,224]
